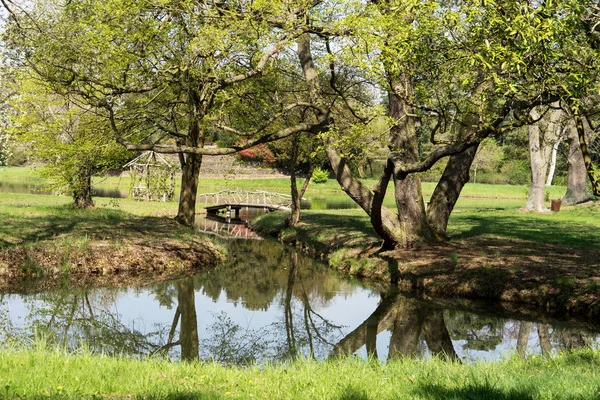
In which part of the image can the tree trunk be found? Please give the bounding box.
[537,324,552,357]
[325,143,404,246]
[388,84,432,247]
[546,139,560,186]
[524,107,561,212]
[287,134,315,227]
[516,321,531,357]
[72,169,95,209]
[562,122,591,205]
[175,93,205,227]
[426,145,479,240]
[177,278,199,361]
[176,153,202,226]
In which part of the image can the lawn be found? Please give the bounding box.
[0,346,599,399]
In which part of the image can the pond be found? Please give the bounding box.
[1,228,599,365]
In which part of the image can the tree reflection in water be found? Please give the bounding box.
[331,290,458,361]
[0,290,166,355]
[1,241,598,364]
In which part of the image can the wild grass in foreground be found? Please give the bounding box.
[0,346,598,399]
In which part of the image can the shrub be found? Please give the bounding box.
[311,167,329,184]
[235,139,275,165]
[501,160,530,185]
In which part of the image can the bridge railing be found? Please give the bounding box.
[198,190,297,208]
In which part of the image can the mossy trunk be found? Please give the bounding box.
[72,170,95,209]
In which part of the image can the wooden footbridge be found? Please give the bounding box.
[198,190,295,217]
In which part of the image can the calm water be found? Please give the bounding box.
[0,182,595,363]
[1,236,599,364]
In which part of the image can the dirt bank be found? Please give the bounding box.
[253,212,600,322]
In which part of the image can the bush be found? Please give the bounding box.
[311,167,329,184]
[501,160,530,185]
[235,139,275,165]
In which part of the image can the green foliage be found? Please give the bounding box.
[501,160,531,185]
[7,78,131,202]
[311,167,329,184]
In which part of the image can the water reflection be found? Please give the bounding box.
[1,242,598,364]
[0,181,128,199]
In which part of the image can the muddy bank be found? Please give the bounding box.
[252,213,600,322]
[0,236,225,293]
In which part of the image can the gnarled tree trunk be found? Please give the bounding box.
[426,145,479,240]
[388,81,432,247]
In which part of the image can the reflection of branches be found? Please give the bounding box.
[19,291,167,357]
[200,312,274,366]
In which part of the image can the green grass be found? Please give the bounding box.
[0,192,194,249]
[448,205,600,249]
[1,166,567,201]
[0,346,599,399]
[255,202,600,251]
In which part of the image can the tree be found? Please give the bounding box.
[524,106,563,212]
[3,0,328,225]
[7,78,130,208]
[563,117,593,205]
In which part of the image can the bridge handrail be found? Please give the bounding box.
[198,189,293,199]
[198,190,305,207]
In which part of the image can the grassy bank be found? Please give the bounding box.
[0,347,599,399]
[0,192,224,290]
[252,203,600,320]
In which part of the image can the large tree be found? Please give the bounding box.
[2,0,329,224]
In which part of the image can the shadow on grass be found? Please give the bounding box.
[450,213,600,249]
[0,205,191,248]
[414,383,536,400]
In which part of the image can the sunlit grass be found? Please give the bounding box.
[0,345,598,399]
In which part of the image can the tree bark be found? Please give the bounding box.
[288,135,315,227]
[426,145,479,240]
[388,83,432,247]
[175,92,205,226]
[546,139,560,186]
[524,107,562,212]
[72,169,95,209]
[296,33,407,249]
[562,122,591,205]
